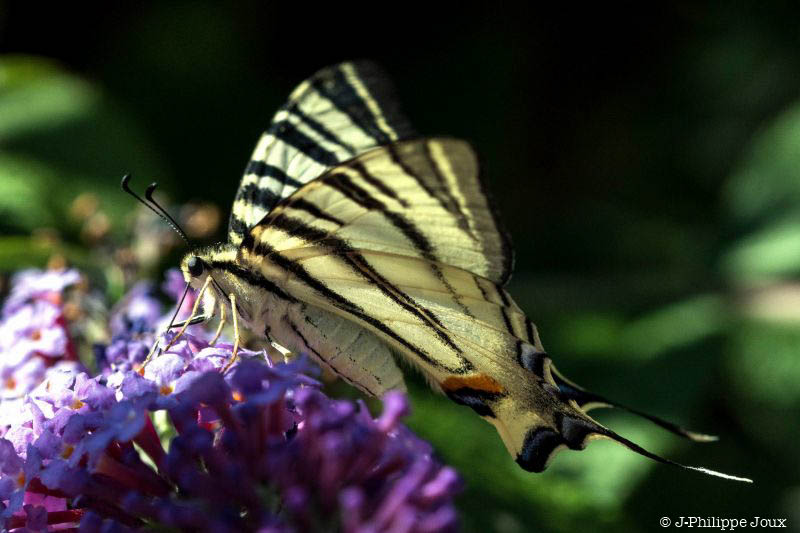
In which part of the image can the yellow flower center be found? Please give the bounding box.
[61,445,74,459]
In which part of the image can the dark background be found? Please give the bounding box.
[2,3,799,532]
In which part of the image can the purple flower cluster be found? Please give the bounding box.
[1,269,84,424]
[0,269,461,532]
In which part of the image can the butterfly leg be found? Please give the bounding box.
[171,315,211,328]
[222,293,241,373]
[269,340,293,364]
[142,275,213,369]
[209,300,226,346]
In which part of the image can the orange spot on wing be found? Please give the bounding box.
[441,374,504,394]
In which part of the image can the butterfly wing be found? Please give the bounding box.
[238,137,748,479]
[280,248,580,468]
[228,61,415,246]
[244,137,512,285]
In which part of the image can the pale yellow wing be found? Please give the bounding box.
[249,247,750,480]
[236,137,750,481]
[277,248,544,379]
[278,299,407,397]
[228,61,414,245]
[243,137,513,286]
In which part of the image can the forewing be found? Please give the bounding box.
[228,61,415,245]
[246,137,512,286]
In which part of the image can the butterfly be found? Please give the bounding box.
[171,61,750,481]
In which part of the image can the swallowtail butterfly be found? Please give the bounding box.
[167,61,750,481]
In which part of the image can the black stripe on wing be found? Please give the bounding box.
[311,62,415,145]
[227,61,415,244]
[421,141,480,242]
[287,105,357,155]
[289,198,346,226]
[351,162,409,207]
[250,236,471,374]
[242,212,473,374]
[229,165,301,245]
[269,121,340,166]
[243,161,305,189]
[326,170,474,318]
[229,216,250,242]
[236,182,282,208]
[387,139,513,285]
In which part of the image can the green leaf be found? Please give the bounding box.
[723,102,800,225]
[0,55,96,140]
[722,100,800,283]
[615,294,729,361]
[727,320,800,408]
[721,211,800,282]
[0,236,91,272]
[0,54,167,231]
[0,154,58,230]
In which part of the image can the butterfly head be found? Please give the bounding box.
[180,250,217,313]
[180,245,225,294]
[180,243,255,323]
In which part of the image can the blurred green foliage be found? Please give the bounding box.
[2,4,800,532]
[0,56,164,245]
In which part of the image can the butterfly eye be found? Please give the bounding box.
[187,256,204,277]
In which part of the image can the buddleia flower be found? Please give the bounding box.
[0,269,462,532]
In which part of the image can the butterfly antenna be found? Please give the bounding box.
[120,174,190,246]
[144,182,191,246]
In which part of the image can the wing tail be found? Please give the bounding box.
[549,364,718,443]
[599,425,753,482]
[490,373,752,482]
